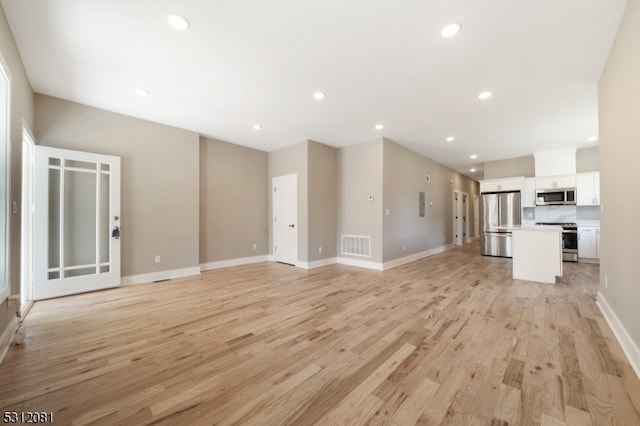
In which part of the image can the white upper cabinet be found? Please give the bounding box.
[535,174,576,190]
[522,177,536,207]
[480,177,524,193]
[576,172,600,206]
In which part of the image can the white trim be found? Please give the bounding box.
[383,244,454,270]
[337,257,384,271]
[200,255,270,271]
[0,314,19,366]
[597,292,640,379]
[20,127,35,307]
[296,257,337,270]
[121,267,201,286]
[0,51,12,304]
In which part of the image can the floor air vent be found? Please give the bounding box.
[341,234,371,257]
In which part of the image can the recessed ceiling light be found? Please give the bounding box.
[587,135,598,142]
[375,124,384,130]
[253,124,262,130]
[478,91,492,100]
[441,23,461,38]
[470,154,478,159]
[470,168,476,173]
[134,88,150,97]
[446,136,455,142]
[313,92,326,100]
[168,13,190,31]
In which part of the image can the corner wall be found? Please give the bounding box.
[337,139,384,264]
[268,141,309,263]
[382,139,480,263]
[200,137,268,266]
[598,0,640,374]
[34,95,200,281]
[307,141,337,262]
[0,4,34,359]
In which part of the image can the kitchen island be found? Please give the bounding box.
[509,225,563,284]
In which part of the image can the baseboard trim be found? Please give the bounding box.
[0,315,19,366]
[336,257,384,271]
[597,292,640,379]
[296,257,338,270]
[121,267,201,286]
[200,255,270,271]
[383,244,454,270]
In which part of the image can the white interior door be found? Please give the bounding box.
[273,174,297,265]
[33,146,121,300]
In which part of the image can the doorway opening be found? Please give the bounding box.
[453,190,470,245]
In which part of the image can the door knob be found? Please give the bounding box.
[112,226,120,239]
[288,224,295,228]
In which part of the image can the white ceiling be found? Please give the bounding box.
[1,0,627,179]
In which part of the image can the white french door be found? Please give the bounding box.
[33,146,121,300]
[272,174,297,266]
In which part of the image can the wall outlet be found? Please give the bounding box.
[155,255,161,264]
[252,243,257,250]
[402,245,406,251]
[319,246,323,254]
[385,209,390,216]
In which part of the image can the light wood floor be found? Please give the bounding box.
[1,242,639,425]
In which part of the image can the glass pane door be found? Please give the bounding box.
[34,146,120,300]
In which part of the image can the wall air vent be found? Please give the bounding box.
[341,234,371,257]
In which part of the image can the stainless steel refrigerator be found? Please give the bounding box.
[480,191,521,257]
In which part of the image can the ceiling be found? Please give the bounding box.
[1,0,627,179]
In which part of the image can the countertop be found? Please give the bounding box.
[496,225,562,232]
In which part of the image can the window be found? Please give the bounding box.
[0,54,11,301]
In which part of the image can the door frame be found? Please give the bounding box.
[453,190,470,245]
[20,123,35,314]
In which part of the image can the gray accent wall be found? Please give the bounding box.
[34,95,200,277]
[382,139,480,262]
[337,139,384,263]
[199,137,268,264]
[0,4,34,353]
[598,0,640,358]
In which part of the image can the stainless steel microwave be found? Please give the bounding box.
[535,188,576,206]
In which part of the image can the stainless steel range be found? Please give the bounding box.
[536,222,578,262]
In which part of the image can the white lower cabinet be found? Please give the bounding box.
[578,226,599,260]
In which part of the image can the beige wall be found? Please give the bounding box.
[576,146,599,173]
[483,155,535,179]
[382,139,480,262]
[35,95,200,277]
[199,137,268,263]
[0,4,34,354]
[598,0,640,352]
[484,147,599,179]
[307,141,337,262]
[337,139,384,263]
[268,141,309,262]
